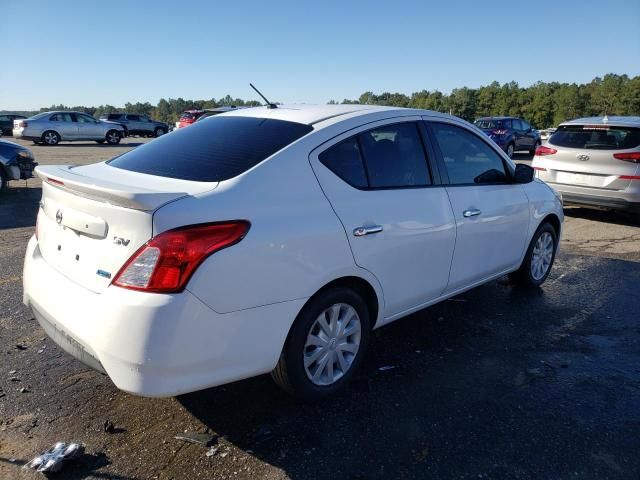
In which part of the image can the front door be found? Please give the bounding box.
[426,120,530,292]
[310,118,456,320]
[75,113,102,139]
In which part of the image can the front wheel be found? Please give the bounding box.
[106,130,121,145]
[271,287,371,400]
[509,222,558,288]
[154,127,166,137]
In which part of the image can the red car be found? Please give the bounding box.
[177,110,205,129]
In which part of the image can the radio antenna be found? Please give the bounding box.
[250,83,277,109]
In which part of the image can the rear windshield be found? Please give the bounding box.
[180,112,200,120]
[550,125,640,150]
[108,116,313,182]
[474,119,503,129]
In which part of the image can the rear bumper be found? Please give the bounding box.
[23,236,305,397]
[12,130,38,141]
[547,182,640,212]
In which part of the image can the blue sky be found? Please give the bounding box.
[2,0,639,109]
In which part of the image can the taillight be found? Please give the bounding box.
[535,145,557,156]
[613,152,640,163]
[113,221,250,293]
[18,121,28,128]
[533,167,547,171]
[491,129,507,135]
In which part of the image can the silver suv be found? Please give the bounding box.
[532,116,640,212]
[13,111,125,146]
[99,113,168,138]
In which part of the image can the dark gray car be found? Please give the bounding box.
[99,113,168,137]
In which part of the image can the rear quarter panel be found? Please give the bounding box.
[521,179,564,246]
[152,139,384,317]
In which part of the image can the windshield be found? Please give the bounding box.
[550,125,640,150]
[108,116,313,182]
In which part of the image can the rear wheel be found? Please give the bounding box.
[506,142,515,158]
[0,168,7,192]
[154,127,166,137]
[271,287,371,400]
[42,130,60,146]
[529,140,541,156]
[509,222,558,287]
[106,130,121,145]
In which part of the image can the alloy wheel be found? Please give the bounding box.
[44,132,58,145]
[507,144,514,158]
[303,303,361,386]
[531,231,554,281]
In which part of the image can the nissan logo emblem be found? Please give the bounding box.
[56,209,63,224]
[576,154,590,162]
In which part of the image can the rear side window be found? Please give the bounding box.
[550,125,640,150]
[127,114,140,121]
[50,113,73,122]
[431,122,508,185]
[107,114,122,120]
[319,137,368,188]
[108,116,313,182]
[319,122,431,189]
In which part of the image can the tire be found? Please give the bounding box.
[529,140,541,156]
[0,168,7,192]
[95,139,105,144]
[41,130,60,146]
[271,287,371,400]
[509,222,558,288]
[154,127,166,137]
[105,130,121,145]
[506,142,515,158]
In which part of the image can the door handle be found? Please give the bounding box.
[353,225,383,237]
[463,209,481,218]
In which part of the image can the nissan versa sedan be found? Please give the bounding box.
[532,116,640,212]
[13,111,125,145]
[23,105,563,400]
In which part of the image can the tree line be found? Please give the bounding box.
[4,74,638,128]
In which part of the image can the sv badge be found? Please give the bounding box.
[113,236,131,246]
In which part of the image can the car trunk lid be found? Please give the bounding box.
[35,163,217,293]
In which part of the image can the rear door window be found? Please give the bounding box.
[108,116,313,182]
[550,125,640,150]
[431,122,508,185]
[127,114,140,121]
[51,113,73,122]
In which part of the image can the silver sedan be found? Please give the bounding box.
[13,111,125,146]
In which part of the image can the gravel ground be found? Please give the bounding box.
[1,139,639,479]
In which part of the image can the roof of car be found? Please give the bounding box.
[561,116,640,127]
[222,104,446,126]
[476,116,516,120]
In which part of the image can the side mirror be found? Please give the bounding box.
[513,163,534,183]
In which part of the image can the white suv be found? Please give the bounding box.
[23,105,563,399]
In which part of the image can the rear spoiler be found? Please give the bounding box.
[35,165,189,211]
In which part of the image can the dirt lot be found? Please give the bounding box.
[1,139,639,479]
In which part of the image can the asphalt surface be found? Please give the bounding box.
[1,139,639,479]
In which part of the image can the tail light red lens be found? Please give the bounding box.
[613,152,640,163]
[533,167,547,171]
[535,145,557,156]
[491,129,508,135]
[113,221,250,293]
[18,121,28,128]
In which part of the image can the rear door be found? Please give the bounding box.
[310,118,456,319]
[426,120,530,292]
[50,112,78,139]
[126,114,142,133]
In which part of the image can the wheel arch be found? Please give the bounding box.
[541,212,561,237]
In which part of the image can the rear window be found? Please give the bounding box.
[108,116,313,182]
[106,114,123,120]
[474,119,504,129]
[550,125,640,150]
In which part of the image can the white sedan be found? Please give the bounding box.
[23,104,563,399]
